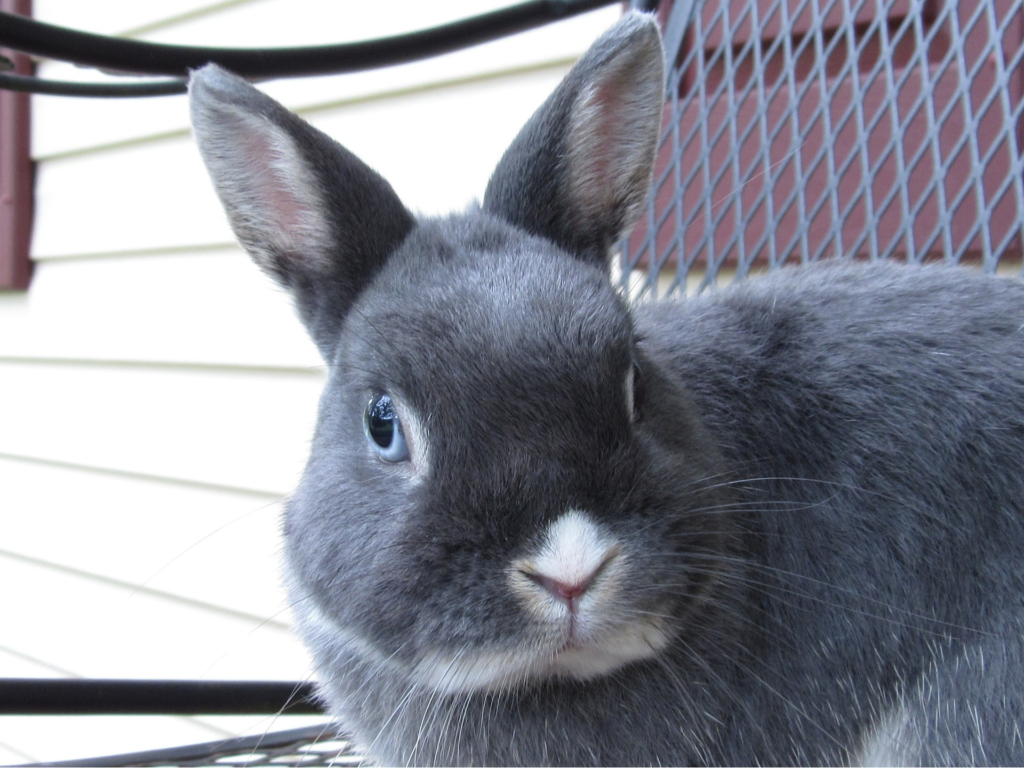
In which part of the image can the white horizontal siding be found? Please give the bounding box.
[32,131,230,258]
[35,0,617,41]
[2,0,624,760]
[0,555,307,679]
[0,456,289,619]
[0,647,71,677]
[31,65,577,258]
[31,2,620,159]
[0,250,318,367]
[32,0,232,36]
[0,715,228,763]
[0,360,321,494]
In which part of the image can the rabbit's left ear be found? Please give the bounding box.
[189,64,415,359]
[482,12,665,268]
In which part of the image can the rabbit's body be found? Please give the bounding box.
[289,258,1024,766]
[189,12,1024,766]
[637,262,1024,765]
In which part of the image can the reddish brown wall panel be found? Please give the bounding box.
[0,0,33,291]
[630,0,1024,275]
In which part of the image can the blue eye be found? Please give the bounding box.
[364,394,410,463]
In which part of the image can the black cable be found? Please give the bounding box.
[0,678,323,715]
[0,0,618,98]
[0,71,186,96]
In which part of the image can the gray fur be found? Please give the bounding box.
[190,12,1024,766]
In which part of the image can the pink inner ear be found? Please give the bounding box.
[238,124,318,255]
[583,80,622,202]
[568,68,646,221]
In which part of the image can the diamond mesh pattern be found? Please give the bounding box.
[625,0,1024,295]
[15,724,360,768]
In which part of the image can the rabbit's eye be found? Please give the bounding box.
[364,394,410,462]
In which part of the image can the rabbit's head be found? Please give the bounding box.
[191,11,734,758]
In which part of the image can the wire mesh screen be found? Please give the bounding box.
[624,0,1024,296]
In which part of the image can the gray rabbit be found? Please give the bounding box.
[189,12,1024,766]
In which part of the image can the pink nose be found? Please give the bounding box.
[524,571,593,605]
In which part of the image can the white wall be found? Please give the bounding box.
[0,1,622,761]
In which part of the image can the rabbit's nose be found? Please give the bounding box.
[509,509,624,615]
[519,546,619,609]
[524,570,593,606]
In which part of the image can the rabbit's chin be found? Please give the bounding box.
[292,578,672,697]
[411,621,672,695]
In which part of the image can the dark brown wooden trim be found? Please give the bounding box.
[0,0,33,290]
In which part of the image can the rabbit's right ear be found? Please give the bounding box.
[189,65,414,359]
[483,12,664,268]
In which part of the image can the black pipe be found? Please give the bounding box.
[0,679,323,715]
[0,71,186,96]
[0,0,618,79]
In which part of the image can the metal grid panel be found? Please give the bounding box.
[15,724,360,768]
[625,0,1024,295]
